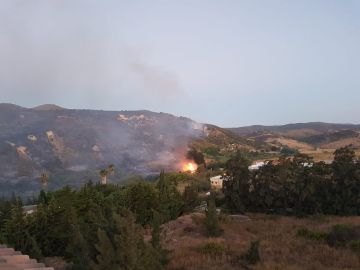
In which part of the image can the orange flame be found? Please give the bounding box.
[182,162,197,173]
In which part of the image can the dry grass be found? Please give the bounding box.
[301,148,335,161]
[266,137,315,151]
[322,136,360,149]
[163,214,360,270]
[282,129,323,139]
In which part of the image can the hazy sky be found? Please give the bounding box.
[1,0,359,127]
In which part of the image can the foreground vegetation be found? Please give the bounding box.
[0,145,359,269]
[163,213,360,270]
[0,171,198,269]
[223,146,360,216]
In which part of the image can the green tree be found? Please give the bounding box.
[157,171,184,222]
[2,201,42,259]
[65,207,90,270]
[92,229,116,270]
[92,212,162,270]
[151,211,169,266]
[332,146,359,214]
[223,154,251,213]
[120,182,159,225]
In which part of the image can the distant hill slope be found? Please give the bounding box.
[229,122,360,154]
[229,122,360,136]
[0,104,257,196]
[32,104,65,111]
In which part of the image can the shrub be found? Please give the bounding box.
[309,214,329,223]
[349,240,360,254]
[297,228,327,241]
[198,242,225,256]
[326,224,360,247]
[243,241,260,265]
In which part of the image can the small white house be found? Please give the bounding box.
[23,205,37,215]
[210,175,224,189]
[248,161,267,171]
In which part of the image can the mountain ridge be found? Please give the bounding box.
[1,103,359,196]
[228,122,360,135]
[0,103,257,196]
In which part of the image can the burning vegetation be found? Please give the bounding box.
[182,162,197,173]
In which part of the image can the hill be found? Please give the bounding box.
[0,104,257,196]
[229,122,360,136]
[32,104,66,111]
[229,122,360,161]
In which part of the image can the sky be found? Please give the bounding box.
[0,0,359,127]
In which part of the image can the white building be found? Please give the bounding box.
[210,175,224,189]
[248,161,267,171]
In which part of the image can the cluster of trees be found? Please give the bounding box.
[223,146,360,216]
[0,171,196,269]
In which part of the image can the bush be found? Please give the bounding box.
[198,242,225,256]
[349,240,360,254]
[326,224,360,247]
[243,241,260,265]
[297,228,327,241]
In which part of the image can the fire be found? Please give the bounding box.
[182,162,197,173]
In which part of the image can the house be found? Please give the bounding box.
[210,175,224,189]
[22,205,37,215]
[248,161,267,171]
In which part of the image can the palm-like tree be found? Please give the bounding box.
[99,169,108,185]
[99,165,116,185]
[107,164,115,176]
[40,172,49,189]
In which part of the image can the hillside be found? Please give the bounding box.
[0,104,257,196]
[229,122,360,136]
[229,122,360,160]
[2,104,359,195]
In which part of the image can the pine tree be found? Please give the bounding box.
[332,146,358,214]
[23,233,43,260]
[151,211,169,266]
[92,212,162,270]
[157,170,184,222]
[65,208,90,270]
[2,202,26,250]
[92,229,117,270]
[223,154,251,213]
[115,214,140,269]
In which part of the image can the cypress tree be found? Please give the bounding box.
[204,198,221,237]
